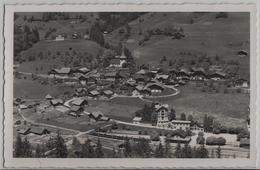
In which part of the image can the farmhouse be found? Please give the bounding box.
[90,111,104,120]
[177,68,191,80]
[69,105,83,117]
[50,99,64,106]
[155,74,169,83]
[71,98,88,107]
[30,127,50,135]
[234,78,249,88]
[190,67,207,80]
[45,94,53,100]
[170,120,191,130]
[102,90,114,98]
[89,90,100,98]
[144,82,165,93]
[133,117,142,124]
[55,34,65,41]
[209,72,226,80]
[78,75,88,85]
[49,67,71,77]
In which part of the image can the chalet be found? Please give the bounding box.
[90,111,104,120]
[209,72,226,80]
[133,117,142,124]
[190,67,207,80]
[155,74,169,83]
[155,104,170,128]
[144,82,165,93]
[100,116,110,121]
[45,94,53,100]
[49,67,71,77]
[69,105,83,117]
[71,98,88,107]
[136,69,148,75]
[170,120,191,130]
[19,104,28,110]
[89,90,100,98]
[78,75,88,85]
[18,127,31,135]
[50,99,64,106]
[102,90,114,98]
[134,74,150,84]
[177,68,191,80]
[55,35,65,41]
[190,121,204,132]
[30,127,50,135]
[77,67,90,74]
[234,78,249,88]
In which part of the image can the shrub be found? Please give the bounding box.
[206,136,226,146]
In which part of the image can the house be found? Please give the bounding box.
[30,127,50,135]
[190,121,204,132]
[170,120,191,130]
[90,111,104,120]
[234,78,249,88]
[102,90,114,98]
[100,116,110,121]
[89,90,100,98]
[190,67,207,80]
[209,72,226,80]
[77,67,90,74]
[155,104,170,128]
[55,35,65,41]
[78,75,88,85]
[18,127,31,135]
[144,82,165,93]
[49,67,71,77]
[177,68,191,80]
[71,98,88,107]
[126,78,136,87]
[133,117,142,124]
[19,104,28,110]
[117,70,130,80]
[45,94,53,100]
[75,88,87,96]
[69,105,83,117]
[136,69,148,75]
[134,74,150,84]
[155,74,169,83]
[50,99,64,106]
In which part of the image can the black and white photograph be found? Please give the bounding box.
[1,1,259,169]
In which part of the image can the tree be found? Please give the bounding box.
[169,108,176,121]
[210,149,215,158]
[196,132,205,145]
[216,145,221,158]
[35,144,45,158]
[81,140,95,158]
[123,139,132,157]
[187,115,194,124]
[165,139,171,158]
[89,22,104,46]
[95,138,104,158]
[22,137,32,157]
[155,142,164,158]
[182,143,192,158]
[174,143,182,158]
[54,132,68,158]
[180,113,186,121]
[14,134,23,157]
[196,144,208,158]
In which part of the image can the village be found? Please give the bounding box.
[13,12,250,158]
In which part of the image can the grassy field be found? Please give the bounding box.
[14,77,75,99]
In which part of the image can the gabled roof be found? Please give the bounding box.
[155,74,169,80]
[210,71,226,77]
[136,69,148,75]
[133,117,142,121]
[50,99,64,106]
[91,111,104,118]
[71,98,88,106]
[155,104,169,111]
[89,90,100,96]
[78,75,88,80]
[70,105,82,112]
[45,94,53,99]
[144,82,165,90]
[135,85,144,91]
[78,67,90,73]
[105,72,117,77]
[30,127,49,134]
[103,90,113,95]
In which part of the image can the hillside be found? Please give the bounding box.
[106,12,250,78]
